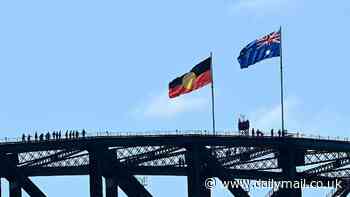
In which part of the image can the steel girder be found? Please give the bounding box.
[0,153,46,197]
[99,149,153,197]
[185,145,211,197]
[11,147,350,180]
[1,135,350,197]
[201,147,250,197]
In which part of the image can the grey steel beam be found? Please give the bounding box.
[186,145,210,197]
[105,177,118,197]
[8,154,21,197]
[100,150,152,197]
[19,165,285,179]
[274,148,301,197]
[89,151,103,197]
[1,154,46,197]
[201,148,250,197]
[8,178,21,197]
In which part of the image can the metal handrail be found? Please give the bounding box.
[0,129,348,145]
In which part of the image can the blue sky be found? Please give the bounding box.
[0,0,349,196]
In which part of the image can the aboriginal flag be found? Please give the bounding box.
[169,57,212,98]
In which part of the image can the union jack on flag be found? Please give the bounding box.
[257,31,281,47]
[238,30,281,69]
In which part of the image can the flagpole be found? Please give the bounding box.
[210,52,216,135]
[279,26,285,133]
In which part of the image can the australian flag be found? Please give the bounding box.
[238,30,281,69]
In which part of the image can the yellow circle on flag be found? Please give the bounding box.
[182,72,196,90]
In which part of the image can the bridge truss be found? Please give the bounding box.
[0,133,350,197]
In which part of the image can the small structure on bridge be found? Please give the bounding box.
[238,115,250,136]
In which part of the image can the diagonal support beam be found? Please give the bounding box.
[330,179,350,197]
[0,153,46,197]
[201,147,250,197]
[20,150,81,167]
[100,150,152,197]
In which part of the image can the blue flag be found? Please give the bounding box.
[238,30,281,69]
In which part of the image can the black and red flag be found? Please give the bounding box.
[169,57,212,98]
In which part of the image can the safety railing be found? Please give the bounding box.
[0,129,348,144]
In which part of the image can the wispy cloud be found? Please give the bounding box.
[131,91,210,119]
[249,97,301,130]
[248,97,349,137]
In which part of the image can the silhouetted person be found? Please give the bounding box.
[40,133,44,141]
[76,131,79,138]
[278,130,281,137]
[35,132,38,141]
[53,132,56,139]
[252,128,255,136]
[59,131,61,139]
[69,131,72,139]
[27,134,31,141]
[271,129,274,137]
[22,134,26,142]
[82,129,86,138]
[65,131,68,139]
